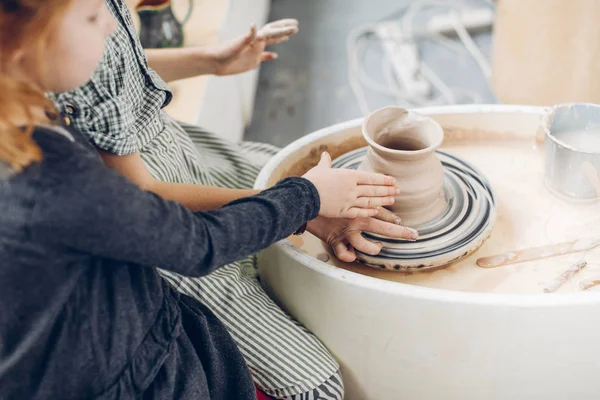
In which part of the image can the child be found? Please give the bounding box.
[51,4,423,396]
[0,1,400,399]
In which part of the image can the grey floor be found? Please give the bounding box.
[245,0,495,147]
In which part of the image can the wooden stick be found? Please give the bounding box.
[543,261,587,293]
[580,278,600,291]
[476,239,600,268]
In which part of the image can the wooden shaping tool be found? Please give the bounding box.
[476,238,600,268]
[543,261,587,293]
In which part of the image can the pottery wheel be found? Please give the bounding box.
[333,148,496,271]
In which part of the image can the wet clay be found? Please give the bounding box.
[359,107,446,226]
[377,136,428,151]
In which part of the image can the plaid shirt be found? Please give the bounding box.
[49,0,172,155]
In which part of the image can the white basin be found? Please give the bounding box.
[254,105,600,400]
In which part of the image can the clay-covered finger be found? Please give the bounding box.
[373,207,403,225]
[264,19,299,28]
[355,171,396,186]
[346,232,382,256]
[357,185,399,197]
[359,217,418,241]
[332,241,356,262]
[265,36,290,46]
[354,196,395,209]
[344,207,380,219]
[257,26,298,41]
[259,26,298,38]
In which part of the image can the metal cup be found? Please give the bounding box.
[543,102,600,201]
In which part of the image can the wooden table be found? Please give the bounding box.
[491,0,600,105]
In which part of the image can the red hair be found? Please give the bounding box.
[0,0,72,171]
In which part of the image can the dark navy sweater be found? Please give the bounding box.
[0,126,319,399]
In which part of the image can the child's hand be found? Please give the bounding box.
[303,152,399,219]
[211,19,299,76]
[307,208,419,262]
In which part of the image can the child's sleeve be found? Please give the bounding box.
[29,134,320,277]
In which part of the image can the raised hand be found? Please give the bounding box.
[302,152,399,219]
[210,19,299,76]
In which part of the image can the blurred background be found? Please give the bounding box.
[132,0,600,148]
[246,0,495,147]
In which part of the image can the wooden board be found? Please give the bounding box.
[491,0,600,105]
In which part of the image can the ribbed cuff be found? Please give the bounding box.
[278,177,321,221]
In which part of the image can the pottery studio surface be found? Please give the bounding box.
[255,105,600,400]
[492,0,600,105]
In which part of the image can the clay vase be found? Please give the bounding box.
[136,0,193,49]
[359,107,446,226]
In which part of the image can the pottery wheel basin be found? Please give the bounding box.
[254,105,600,400]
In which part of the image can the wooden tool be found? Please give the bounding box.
[476,238,600,268]
[580,278,600,291]
[543,260,587,293]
